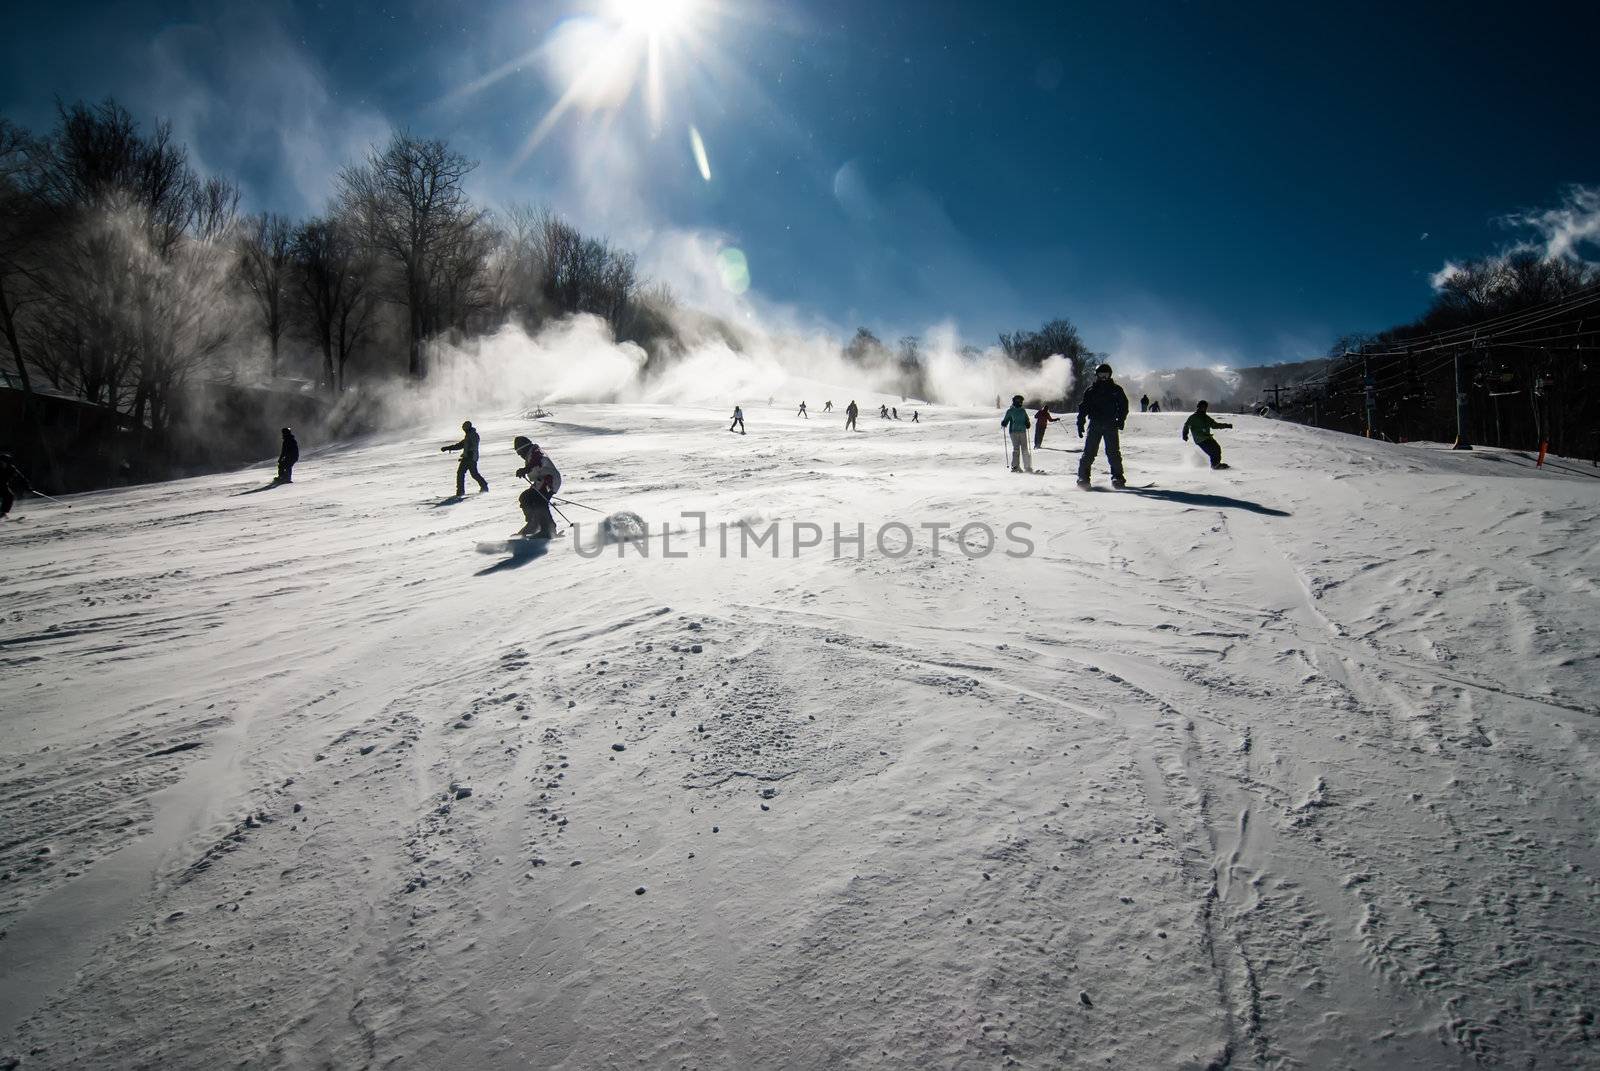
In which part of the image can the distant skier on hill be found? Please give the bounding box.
[275,428,299,484]
[1002,394,1033,473]
[1033,403,1061,449]
[824,401,833,412]
[1150,400,1161,413]
[441,420,489,496]
[912,410,920,423]
[0,452,34,518]
[512,436,561,538]
[879,404,889,419]
[729,406,746,435]
[798,401,808,419]
[1076,364,1129,489]
[845,400,859,431]
[1140,394,1150,413]
[1182,400,1235,469]
[892,407,900,420]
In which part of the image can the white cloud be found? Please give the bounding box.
[1501,183,1600,264]
[1429,260,1466,291]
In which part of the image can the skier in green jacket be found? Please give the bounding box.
[1182,401,1234,469]
[1001,394,1032,472]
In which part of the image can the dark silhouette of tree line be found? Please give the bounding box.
[1285,251,1600,457]
[1,98,679,484]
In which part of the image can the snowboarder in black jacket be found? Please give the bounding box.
[1076,364,1129,488]
[0,452,33,518]
[276,428,299,484]
[442,420,489,495]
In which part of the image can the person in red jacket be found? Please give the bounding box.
[1033,404,1060,449]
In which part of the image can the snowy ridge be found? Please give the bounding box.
[2,405,1598,1068]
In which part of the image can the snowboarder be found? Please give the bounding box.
[729,406,746,435]
[512,436,562,539]
[276,428,299,484]
[1076,364,1129,488]
[1033,403,1061,449]
[441,420,489,496]
[1182,400,1235,469]
[798,401,808,419]
[1002,394,1033,473]
[1140,394,1150,413]
[0,452,34,518]
[845,400,859,431]
[824,401,833,413]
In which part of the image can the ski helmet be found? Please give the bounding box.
[462,420,473,430]
[1095,363,1112,377]
[512,435,532,452]
[281,427,293,435]
[1012,394,1024,404]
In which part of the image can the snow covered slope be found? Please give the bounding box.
[2,405,1598,1069]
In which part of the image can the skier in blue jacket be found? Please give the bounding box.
[1001,394,1032,473]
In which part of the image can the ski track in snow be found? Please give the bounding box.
[1,405,1598,1069]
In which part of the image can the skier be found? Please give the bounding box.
[1140,394,1150,413]
[912,410,920,423]
[441,420,489,496]
[729,406,746,435]
[798,401,808,419]
[512,436,562,539]
[1150,400,1161,413]
[1182,400,1235,469]
[276,427,299,484]
[892,407,900,421]
[845,400,859,431]
[1076,363,1129,488]
[879,404,889,420]
[1033,403,1061,449]
[1,452,34,518]
[1001,394,1033,473]
[824,401,833,413]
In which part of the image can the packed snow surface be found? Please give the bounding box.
[2,402,1598,1069]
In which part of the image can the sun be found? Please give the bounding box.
[608,0,698,37]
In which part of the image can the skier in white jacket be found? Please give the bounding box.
[512,435,562,538]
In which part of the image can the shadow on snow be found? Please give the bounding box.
[1124,486,1290,517]
[474,540,550,575]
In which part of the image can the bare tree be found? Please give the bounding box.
[0,118,54,476]
[292,214,378,392]
[24,99,240,432]
[338,131,478,377]
[238,212,292,377]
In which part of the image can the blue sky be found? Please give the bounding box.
[4,0,1598,368]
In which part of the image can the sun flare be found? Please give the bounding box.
[608,0,698,37]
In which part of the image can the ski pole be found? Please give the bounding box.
[30,489,68,506]
[551,495,604,514]
[548,498,572,526]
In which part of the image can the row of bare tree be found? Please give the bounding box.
[1,99,677,465]
[1306,252,1600,454]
